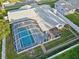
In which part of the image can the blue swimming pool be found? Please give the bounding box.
[14,27,34,52]
[18,28,30,38]
[19,28,34,48]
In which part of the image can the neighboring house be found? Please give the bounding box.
[55,0,78,15]
[2,0,41,8]
[2,1,17,8]
[67,0,79,9]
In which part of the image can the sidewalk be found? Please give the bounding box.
[1,37,6,59]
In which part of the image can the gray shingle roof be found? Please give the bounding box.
[35,5,65,28]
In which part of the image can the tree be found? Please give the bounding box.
[0,0,3,6]
[0,19,10,41]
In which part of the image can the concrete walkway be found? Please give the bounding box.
[1,37,6,59]
[41,44,46,54]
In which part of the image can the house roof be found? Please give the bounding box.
[35,5,66,28]
[66,0,79,9]
[56,0,79,10]
[8,5,66,31]
[56,0,75,12]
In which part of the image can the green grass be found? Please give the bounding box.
[33,47,43,57]
[66,12,79,27]
[44,28,75,50]
[53,45,79,59]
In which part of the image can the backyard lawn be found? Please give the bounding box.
[66,12,79,27]
[44,28,75,50]
[7,27,75,59]
[6,26,78,59]
[53,45,79,59]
